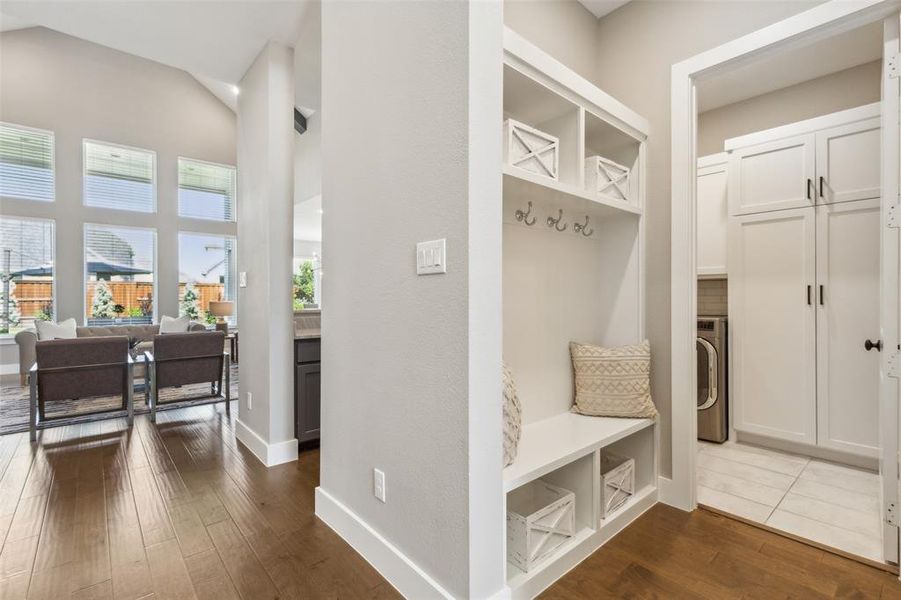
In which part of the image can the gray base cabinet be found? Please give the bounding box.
[295,339,321,443]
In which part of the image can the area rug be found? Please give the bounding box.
[0,364,239,435]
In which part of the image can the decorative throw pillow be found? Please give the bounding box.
[159,315,191,334]
[503,362,523,467]
[35,318,77,340]
[570,340,658,418]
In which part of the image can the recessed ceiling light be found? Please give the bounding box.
[231,85,240,95]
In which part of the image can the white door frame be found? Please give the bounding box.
[669,0,901,513]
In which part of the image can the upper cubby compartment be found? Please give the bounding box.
[502,27,648,218]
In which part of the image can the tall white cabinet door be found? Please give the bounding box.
[815,118,880,205]
[729,208,817,445]
[697,157,728,277]
[729,133,816,216]
[816,199,881,457]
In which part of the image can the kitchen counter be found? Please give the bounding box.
[295,329,321,340]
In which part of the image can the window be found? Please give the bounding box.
[84,140,155,213]
[84,224,155,325]
[0,217,55,335]
[178,158,236,221]
[293,252,322,310]
[178,232,236,325]
[0,122,54,202]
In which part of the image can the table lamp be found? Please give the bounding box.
[208,300,234,332]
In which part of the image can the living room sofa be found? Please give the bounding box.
[15,322,206,385]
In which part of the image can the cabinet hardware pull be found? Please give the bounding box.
[807,285,811,305]
[865,339,883,352]
[819,176,825,198]
[819,285,824,306]
[806,178,812,200]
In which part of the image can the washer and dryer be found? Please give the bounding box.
[697,317,728,443]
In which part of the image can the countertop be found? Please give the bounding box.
[294,329,321,340]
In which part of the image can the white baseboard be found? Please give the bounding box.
[234,418,298,467]
[315,487,455,599]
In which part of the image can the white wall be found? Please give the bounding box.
[318,1,503,597]
[698,60,881,156]
[0,26,235,375]
[235,42,296,464]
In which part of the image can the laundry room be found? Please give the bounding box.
[692,20,889,565]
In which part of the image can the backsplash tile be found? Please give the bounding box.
[698,278,727,316]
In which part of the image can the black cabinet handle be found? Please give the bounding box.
[807,285,811,305]
[819,176,825,198]
[819,285,824,306]
[865,339,883,352]
[806,178,812,200]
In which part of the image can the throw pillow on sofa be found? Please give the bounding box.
[570,340,658,418]
[159,315,191,333]
[35,318,77,340]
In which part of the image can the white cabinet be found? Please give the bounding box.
[730,207,817,445]
[697,154,728,277]
[816,199,881,457]
[815,118,880,205]
[728,133,815,215]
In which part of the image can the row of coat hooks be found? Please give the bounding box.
[514,201,594,237]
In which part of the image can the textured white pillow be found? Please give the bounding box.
[159,315,191,333]
[570,340,658,418]
[36,318,77,340]
[502,362,522,467]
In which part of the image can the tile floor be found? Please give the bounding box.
[697,440,883,562]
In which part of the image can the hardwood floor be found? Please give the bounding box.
[0,403,899,599]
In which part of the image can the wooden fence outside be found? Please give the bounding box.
[10,280,225,319]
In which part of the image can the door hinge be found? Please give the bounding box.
[888,502,899,527]
[889,347,901,379]
[889,204,901,228]
[890,53,901,78]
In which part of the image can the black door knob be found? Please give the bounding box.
[865,339,882,352]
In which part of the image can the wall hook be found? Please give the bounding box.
[547,209,567,232]
[514,201,537,226]
[573,215,593,237]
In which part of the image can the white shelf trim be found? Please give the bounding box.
[503,166,642,219]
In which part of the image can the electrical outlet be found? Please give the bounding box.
[373,468,386,503]
[246,392,253,410]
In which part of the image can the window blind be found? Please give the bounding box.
[84,224,156,323]
[178,158,236,221]
[84,141,155,213]
[0,123,54,202]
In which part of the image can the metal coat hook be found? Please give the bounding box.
[547,209,567,232]
[514,201,537,226]
[573,215,593,237]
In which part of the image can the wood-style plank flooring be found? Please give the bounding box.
[0,403,899,599]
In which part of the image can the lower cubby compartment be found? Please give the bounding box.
[599,425,656,526]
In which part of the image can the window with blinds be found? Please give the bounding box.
[0,217,55,334]
[178,158,236,221]
[84,140,155,213]
[0,122,54,202]
[178,232,236,324]
[84,223,156,325]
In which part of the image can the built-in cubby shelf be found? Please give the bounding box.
[501,25,654,599]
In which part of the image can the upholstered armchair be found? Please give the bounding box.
[144,331,230,422]
[30,336,134,441]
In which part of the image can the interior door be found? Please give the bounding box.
[816,117,881,205]
[880,14,900,565]
[729,207,817,445]
[816,200,881,457]
[728,133,815,216]
[697,156,728,277]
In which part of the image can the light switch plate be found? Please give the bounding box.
[416,239,446,275]
[239,272,247,287]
